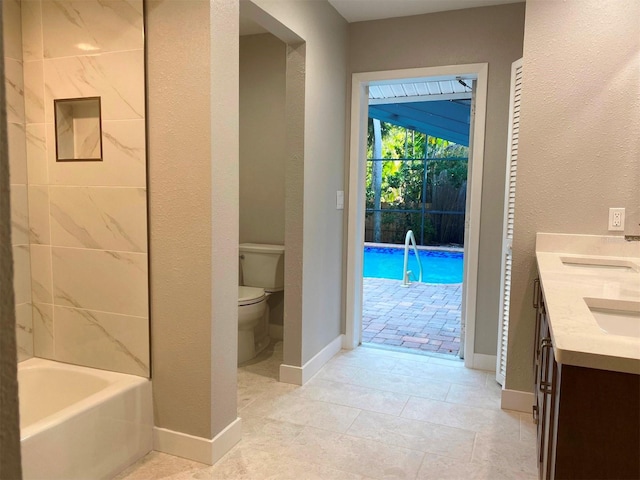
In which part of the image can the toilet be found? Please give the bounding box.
[237,243,284,364]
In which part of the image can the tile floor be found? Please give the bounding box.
[363,277,462,356]
[117,342,537,480]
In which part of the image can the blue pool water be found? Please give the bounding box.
[364,246,463,283]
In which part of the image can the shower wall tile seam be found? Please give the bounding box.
[41,47,145,62]
[32,301,55,359]
[50,303,148,320]
[45,184,148,189]
[46,245,148,254]
[26,183,147,188]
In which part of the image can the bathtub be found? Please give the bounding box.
[19,358,153,480]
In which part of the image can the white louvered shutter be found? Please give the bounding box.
[496,58,522,386]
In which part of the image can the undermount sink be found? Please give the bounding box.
[561,256,640,272]
[584,298,640,338]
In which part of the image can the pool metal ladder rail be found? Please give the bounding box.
[402,230,423,287]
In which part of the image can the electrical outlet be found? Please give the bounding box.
[608,207,625,231]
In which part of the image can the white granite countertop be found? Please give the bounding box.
[535,233,640,374]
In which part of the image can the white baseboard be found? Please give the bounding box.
[280,334,343,385]
[342,335,356,349]
[469,353,496,372]
[501,388,535,413]
[210,417,243,464]
[269,324,283,340]
[153,417,242,465]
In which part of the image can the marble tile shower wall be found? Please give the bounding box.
[20,0,149,376]
[4,0,33,362]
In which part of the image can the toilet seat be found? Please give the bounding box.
[238,286,265,306]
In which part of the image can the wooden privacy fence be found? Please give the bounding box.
[365,166,467,246]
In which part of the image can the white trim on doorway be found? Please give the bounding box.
[344,63,489,370]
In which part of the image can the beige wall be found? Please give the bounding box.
[239,33,286,246]
[506,0,640,392]
[349,3,526,356]
[209,0,241,436]
[147,0,239,439]
[4,0,32,363]
[19,0,149,376]
[0,8,23,473]
[283,41,305,364]
[250,0,349,364]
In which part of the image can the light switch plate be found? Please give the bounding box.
[336,190,344,210]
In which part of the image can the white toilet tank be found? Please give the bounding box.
[239,243,285,291]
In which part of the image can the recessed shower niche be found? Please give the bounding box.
[54,97,103,161]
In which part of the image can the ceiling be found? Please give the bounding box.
[239,15,268,36]
[240,0,523,35]
[327,0,522,23]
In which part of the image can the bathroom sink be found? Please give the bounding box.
[561,256,639,272]
[584,298,640,338]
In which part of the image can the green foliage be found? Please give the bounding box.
[427,137,469,189]
[367,119,427,160]
[426,136,468,158]
[429,160,468,189]
[366,119,470,246]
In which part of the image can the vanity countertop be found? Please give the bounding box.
[535,233,640,374]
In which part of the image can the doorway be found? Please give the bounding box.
[345,64,489,369]
[362,101,469,357]
[238,2,306,382]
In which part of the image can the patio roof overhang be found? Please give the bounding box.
[368,79,472,146]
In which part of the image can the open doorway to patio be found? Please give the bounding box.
[362,104,469,357]
[346,64,489,369]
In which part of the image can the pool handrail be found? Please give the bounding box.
[402,230,423,286]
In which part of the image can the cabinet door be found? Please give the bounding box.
[532,278,542,381]
[533,279,545,474]
[532,278,543,424]
[542,335,557,480]
[537,310,551,478]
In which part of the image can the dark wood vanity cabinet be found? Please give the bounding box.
[532,278,640,480]
[533,278,556,480]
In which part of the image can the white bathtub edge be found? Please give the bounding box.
[279,334,343,385]
[20,359,152,480]
[20,361,147,440]
[153,417,242,465]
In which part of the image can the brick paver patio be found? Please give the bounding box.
[362,277,462,356]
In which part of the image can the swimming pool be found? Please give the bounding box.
[363,246,463,283]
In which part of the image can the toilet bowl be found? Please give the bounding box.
[238,243,284,364]
[238,286,267,364]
